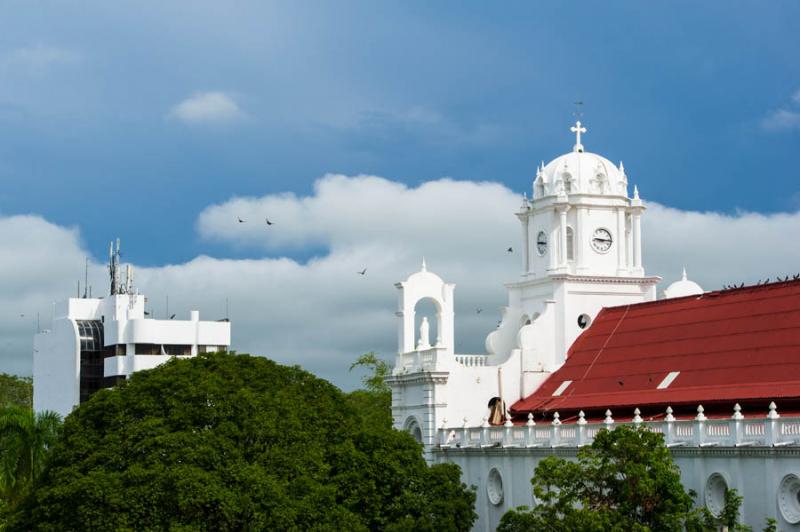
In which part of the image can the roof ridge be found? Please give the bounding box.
[603,277,800,311]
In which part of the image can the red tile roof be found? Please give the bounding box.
[511,279,800,420]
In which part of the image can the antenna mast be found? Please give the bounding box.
[83,257,89,298]
[109,239,121,295]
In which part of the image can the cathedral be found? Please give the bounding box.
[387,122,800,531]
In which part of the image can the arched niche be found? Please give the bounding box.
[395,265,455,355]
[403,416,423,444]
[414,297,441,349]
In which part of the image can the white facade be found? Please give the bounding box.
[388,122,800,530]
[438,406,800,531]
[388,122,659,450]
[33,241,231,417]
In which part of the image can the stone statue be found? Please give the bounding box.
[417,316,431,349]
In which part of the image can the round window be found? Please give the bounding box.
[487,468,504,506]
[577,314,591,329]
[779,474,800,524]
[704,473,728,517]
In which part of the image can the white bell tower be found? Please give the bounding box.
[388,121,660,458]
[495,121,660,395]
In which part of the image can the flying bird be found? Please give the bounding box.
[237,217,245,223]
[476,308,483,314]
[169,314,176,320]
[265,218,274,226]
[507,247,513,253]
[357,268,367,275]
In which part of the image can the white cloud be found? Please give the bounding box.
[0,44,81,75]
[760,89,800,131]
[761,109,800,131]
[168,91,245,124]
[2,176,800,390]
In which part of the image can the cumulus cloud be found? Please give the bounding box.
[761,89,800,131]
[761,109,800,131]
[0,44,81,75]
[168,91,245,124]
[3,176,800,390]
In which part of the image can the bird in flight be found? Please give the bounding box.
[265,217,274,226]
[169,314,176,320]
[476,308,483,314]
[237,217,245,223]
[357,268,367,275]
[507,247,513,253]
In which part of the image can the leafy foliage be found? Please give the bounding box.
[499,425,700,532]
[349,351,391,395]
[13,352,475,531]
[347,352,393,431]
[0,406,61,510]
[0,374,32,410]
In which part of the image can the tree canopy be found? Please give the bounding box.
[0,374,32,410]
[13,352,476,531]
[0,406,61,511]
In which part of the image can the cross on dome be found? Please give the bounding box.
[571,120,587,153]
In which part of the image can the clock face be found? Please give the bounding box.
[591,228,613,253]
[536,231,548,255]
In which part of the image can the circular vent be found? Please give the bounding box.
[487,468,504,506]
[779,474,800,524]
[704,473,728,517]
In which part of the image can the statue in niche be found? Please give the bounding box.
[417,316,431,349]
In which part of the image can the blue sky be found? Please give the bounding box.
[1,2,798,267]
[1,3,800,386]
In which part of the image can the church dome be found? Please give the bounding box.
[663,268,704,299]
[532,121,629,199]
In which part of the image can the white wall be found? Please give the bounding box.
[33,318,79,418]
[438,448,800,532]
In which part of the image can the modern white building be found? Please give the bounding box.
[388,122,800,530]
[33,240,231,417]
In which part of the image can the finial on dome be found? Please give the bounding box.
[633,185,640,200]
[682,267,687,281]
[571,120,587,153]
[421,257,427,272]
[619,161,625,174]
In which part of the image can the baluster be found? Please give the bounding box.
[766,402,780,446]
[664,406,675,446]
[525,413,535,447]
[694,405,706,446]
[730,404,743,446]
[551,412,561,447]
[576,410,587,446]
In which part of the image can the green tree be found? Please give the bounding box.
[498,425,701,532]
[347,352,392,430]
[0,406,61,508]
[349,351,391,394]
[0,375,32,410]
[13,352,475,531]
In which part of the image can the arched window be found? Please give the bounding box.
[566,227,575,261]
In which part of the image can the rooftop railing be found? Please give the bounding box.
[437,403,800,450]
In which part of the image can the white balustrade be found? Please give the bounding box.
[454,354,489,367]
[435,405,800,452]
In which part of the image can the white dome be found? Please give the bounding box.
[664,269,704,299]
[531,122,630,200]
